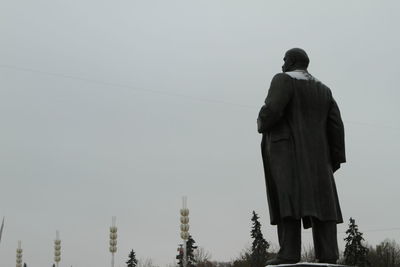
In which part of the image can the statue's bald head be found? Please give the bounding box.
[282,48,310,72]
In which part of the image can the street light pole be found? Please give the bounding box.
[180,197,189,267]
[54,231,61,267]
[16,240,22,267]
[109,216,117,267]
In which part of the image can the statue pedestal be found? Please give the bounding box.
[266,263,350,267]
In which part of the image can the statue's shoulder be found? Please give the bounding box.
[271,72,293,84]
[273,72,291,79]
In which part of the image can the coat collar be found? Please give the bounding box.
[284,70,319,82]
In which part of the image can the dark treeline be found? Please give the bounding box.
[36,214,395,267]
[176,215,400,267]
[23,214,396,267]
[366,240,400,267]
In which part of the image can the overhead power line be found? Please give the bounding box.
[356,227,400,233]
[0,64,255,109]
[1,64,399,131]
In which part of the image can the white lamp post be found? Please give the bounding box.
[109,216,117,267]
[180,196,189,267]
[16,240,22,267]
[54,230,61,267]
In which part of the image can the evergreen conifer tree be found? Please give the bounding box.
[343,217,369,266]
[250,211,270,267]
[126,249,138,267]
[186,235,198,267]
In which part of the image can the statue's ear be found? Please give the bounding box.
[288,57,296,67]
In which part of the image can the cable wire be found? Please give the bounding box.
[1,64,399,131]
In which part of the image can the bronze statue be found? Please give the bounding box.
[257,48,346,265]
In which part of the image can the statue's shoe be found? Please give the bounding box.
[265,257,299,265]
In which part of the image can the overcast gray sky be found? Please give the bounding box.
[1,1,400,266]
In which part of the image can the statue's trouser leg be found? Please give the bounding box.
[277,218,301,261]
[311,218,339,261]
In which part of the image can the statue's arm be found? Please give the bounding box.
[257,73,293,133]
[327,96,346,172]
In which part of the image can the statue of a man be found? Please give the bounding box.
[257,48,346,265]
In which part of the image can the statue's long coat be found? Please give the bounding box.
[257,71,345,228]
